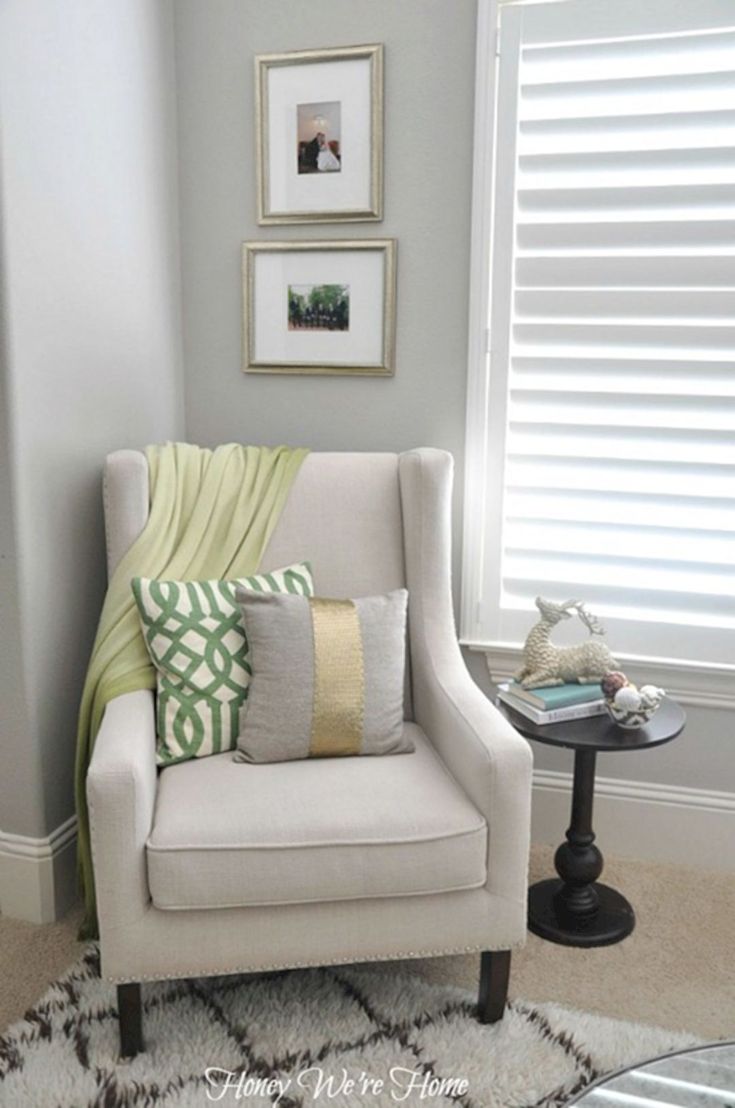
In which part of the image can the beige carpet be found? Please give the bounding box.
[1,845,733,1041]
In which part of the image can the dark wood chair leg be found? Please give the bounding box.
[117,983,144,1057]
[477,950,511,1024]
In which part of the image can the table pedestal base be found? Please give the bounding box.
[528,879,635,947]
[529,747,636,947]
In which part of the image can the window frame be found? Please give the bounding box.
[460,0,735,710]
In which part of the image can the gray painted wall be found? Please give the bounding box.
[0,275,44,839]
[174,0,477,467]
[0,0,185,838]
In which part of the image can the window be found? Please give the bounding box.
[462,0,735,678]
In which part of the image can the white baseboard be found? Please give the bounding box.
[532,770,735,872]
[0,815,78,923]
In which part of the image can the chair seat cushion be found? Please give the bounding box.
[146,723,487,909]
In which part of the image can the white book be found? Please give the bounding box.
[497,686,606,725]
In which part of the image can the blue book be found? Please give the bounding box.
[508,680,603,710]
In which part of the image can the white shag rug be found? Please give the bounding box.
[0,946,699,1108]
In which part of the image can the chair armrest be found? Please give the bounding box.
[399,449,533,907]
[413,657,532,907]
[87,689,157,932]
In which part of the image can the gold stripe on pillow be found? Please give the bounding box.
[309,598,364,757]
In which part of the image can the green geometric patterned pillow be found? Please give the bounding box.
[131,562,313,766]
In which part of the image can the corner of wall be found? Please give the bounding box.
[0,817,78,924]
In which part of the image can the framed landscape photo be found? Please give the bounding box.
[242,239,396,375]
[255,44,383,224]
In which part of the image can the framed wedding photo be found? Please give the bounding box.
[255,44,384,224]
[242,240,396,375]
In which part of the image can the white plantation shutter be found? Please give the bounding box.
[462,0,735,667]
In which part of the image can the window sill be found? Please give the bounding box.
[462,641,735,712]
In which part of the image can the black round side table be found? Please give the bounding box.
[498,696,686,947]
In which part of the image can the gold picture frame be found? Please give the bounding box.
[242,239,396,375]
[255,44,384,224]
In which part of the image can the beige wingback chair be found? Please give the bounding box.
[88,448,532,1056]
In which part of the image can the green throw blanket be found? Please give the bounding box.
[75,442,308,937]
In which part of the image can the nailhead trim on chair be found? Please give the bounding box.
[106,939,526,984]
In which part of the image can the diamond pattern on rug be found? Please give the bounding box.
[215,970,377,1067]
[0,946,700,1108]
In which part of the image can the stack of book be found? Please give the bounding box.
[497,680,605,724]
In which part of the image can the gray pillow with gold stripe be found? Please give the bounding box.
[233,587,412,762]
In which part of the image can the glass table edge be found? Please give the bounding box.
[565,1038,735,1105]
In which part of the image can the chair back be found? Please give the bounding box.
[104,450,406,596]
[103,449,411,710]
[261,453,406,599]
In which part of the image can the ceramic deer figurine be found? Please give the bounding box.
[515,597,618,689]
